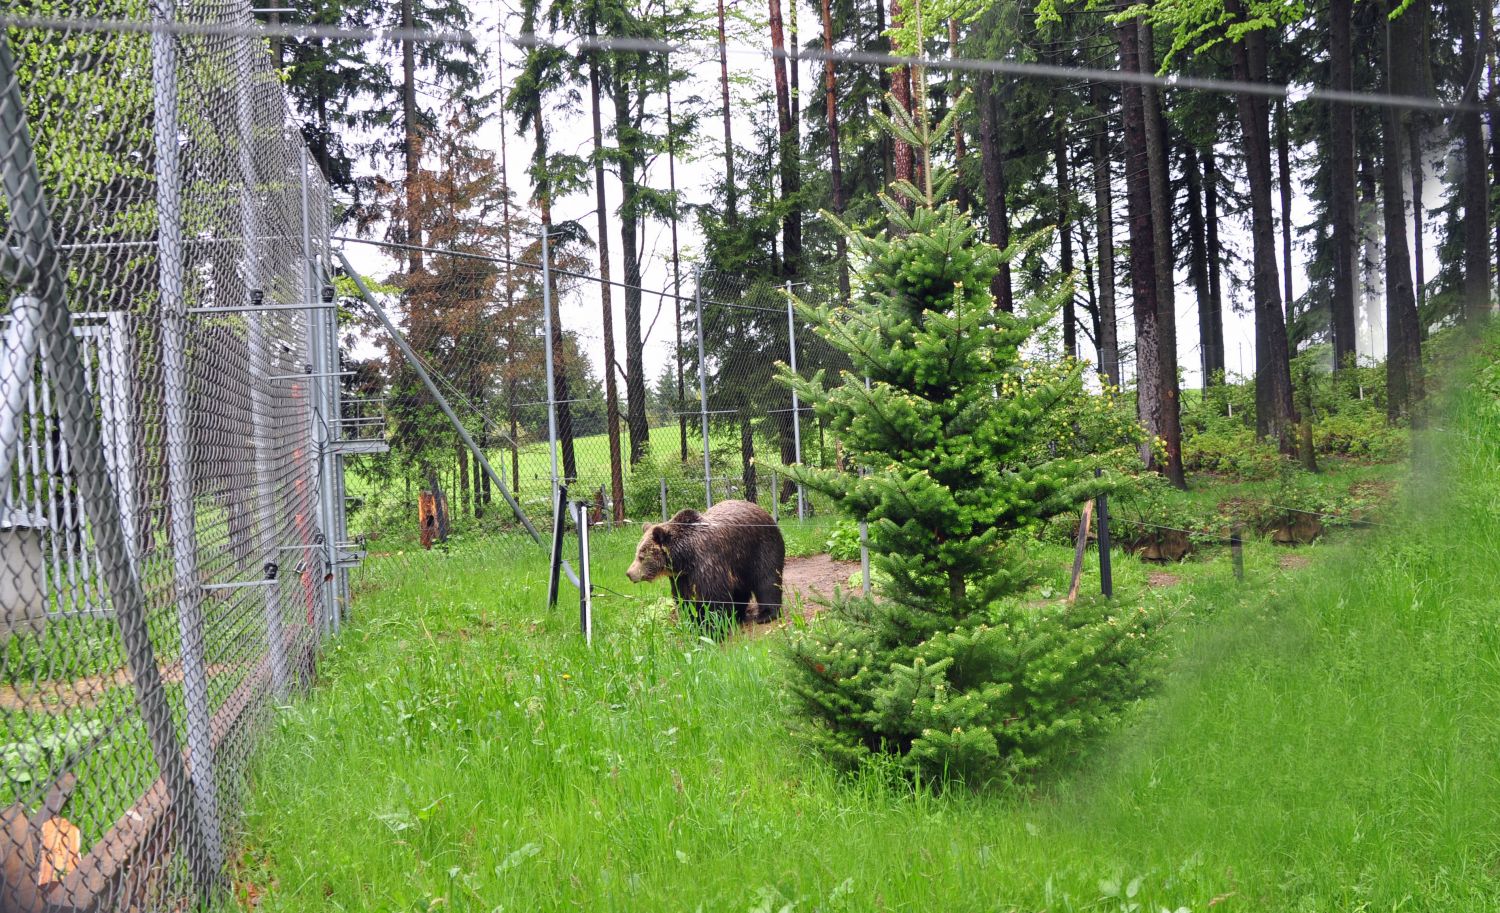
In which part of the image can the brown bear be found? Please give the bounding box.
[625,500,785,626]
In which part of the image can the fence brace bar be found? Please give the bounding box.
[336,251,578,587]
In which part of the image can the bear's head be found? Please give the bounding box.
[625,509,701,583]
[626,523,674,583]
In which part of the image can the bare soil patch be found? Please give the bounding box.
[1278,554,1312,570]
[1146,571,1182,589]
[742,554,859,637]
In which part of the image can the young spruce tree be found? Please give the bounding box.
[781,59,1152,787]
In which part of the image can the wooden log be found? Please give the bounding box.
[1067,501,1095,604]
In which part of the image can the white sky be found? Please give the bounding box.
[339,1,1452,393]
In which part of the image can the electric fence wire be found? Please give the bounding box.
[3,13,1496,115]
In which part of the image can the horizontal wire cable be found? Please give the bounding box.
[5,15,1493,114]
[516,35,1495,115]
[334,235,787,314]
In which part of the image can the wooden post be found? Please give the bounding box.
[418,490,438,550]
[1067,500,1095,604]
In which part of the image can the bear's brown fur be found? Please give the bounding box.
[626,500,785,626]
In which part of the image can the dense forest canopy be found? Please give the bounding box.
[266,0,1497,502]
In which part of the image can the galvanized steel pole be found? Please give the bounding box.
[541,228,561,493]
[235,25,288,694]
[785,280,805,520]
[152,0,225,883]
[695,266,712,508]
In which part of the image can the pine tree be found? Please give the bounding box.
[781,68,1151,786]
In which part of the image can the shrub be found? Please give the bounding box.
[1312,410,1409,462]
[781,166,1153,786]
[825,520,862,561]
[1182,425,1284,480]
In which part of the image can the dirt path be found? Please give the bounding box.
[743,554,859,636]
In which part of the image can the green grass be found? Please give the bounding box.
[231,331,1500,911]
[345,420,838,548]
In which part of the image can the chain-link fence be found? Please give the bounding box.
[332,243,857,555]
[2,4,348,908]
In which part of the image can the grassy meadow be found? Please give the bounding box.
[228,333,1500,911]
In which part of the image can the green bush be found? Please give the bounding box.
[625,453,701,520]
[1312,410,1409,461]
[825,519,862,561]
[782,182,1153,786]
[1182,425,1284,480]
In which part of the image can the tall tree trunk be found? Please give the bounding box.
[1055,117,1076,359]
[1117,7,1163,470]
[401,0,421,273]
[1140,20,1185,487]
[669,85,689,466]
[789,0,800,144]
[740,414,757,504]
[478,448,490,509]
[977,75,1013,311]
[823,0,850,304]
[876,0,892,184]
[1329,0,1358,370]
[1277,99,1295,328]
[1459,2,1492,321]
[589,29,626,521]
[613,76,651,463]
[1358,153,1384,355]
[535,120,576,483]
[1492,15,1500,285]
[457,443,470,518]
[768,0,802,275]
[498,47,520,495]
[1205,146,1227,380]
[1411,126,1426,315]
[889,0,915,191]
[1384,0,1423,419]
[1225,0,1297,450]
[1185,144,1215,393]
[949,18,971,213]
[1091,81,1119,386]
[718,0,738,220]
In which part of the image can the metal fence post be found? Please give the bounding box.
[321,191,350,632]
[1231,523,1244,581]
[541,229,561,498]
[235,30,288,694]
[859,520,871,595]
[860,374,870,594]
[785,281,805,520]
[695,266,712,508]
[1096,467,1113,598]
[660,476,668,522]
[150,0,225,884]
[300,147,339,638]
[576,500,593,645]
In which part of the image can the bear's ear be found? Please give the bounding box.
[650,523,671,545]
[669,508,701,527]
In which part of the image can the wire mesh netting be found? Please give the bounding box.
[2,3,345,908]
[334,248,856,555]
